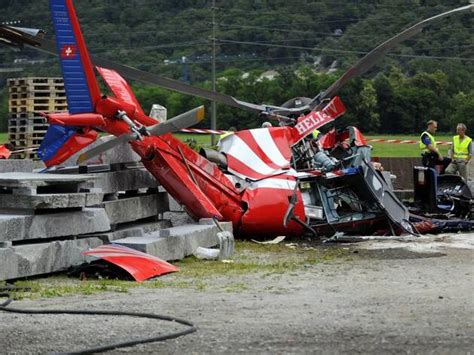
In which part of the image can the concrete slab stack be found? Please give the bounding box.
[7,77,67,159]
[0,163,231,281]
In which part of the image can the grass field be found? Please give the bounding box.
[367,134,451,158]
[174,132,452,158]
[0,132,451,158]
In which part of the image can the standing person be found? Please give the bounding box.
[419,120,450,172]
[445,123,472,180]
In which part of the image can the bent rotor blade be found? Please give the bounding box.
[147,105,205,136]
[99,61,265,114]
[0,26,264,114]
[309,4,473,109]
[0,24,44,48]
[77,133,134,164]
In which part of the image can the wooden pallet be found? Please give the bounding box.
[9,137,43,146]
[8,123,49,133]
[6,77,69,160]
[10,104,67,115]
[9,112,44,120]
[9,97,66,106]
[8,77,64,87]
[9,131,47,140]
[8,117,48,127]
[10,90,66,100]
[9,151,39,160]
[8,77,67,113]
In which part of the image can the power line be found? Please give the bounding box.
[83,27,212,39]
[219,36,474,50]
[76,19,474,53]
[217,39,474,62]
[152,55,304,66]
[214,2,428,13]
[211,0,217,145]
[219,37,474,53]
[88,41,209,53]
[217,22,473,42]
[218,23,327,35]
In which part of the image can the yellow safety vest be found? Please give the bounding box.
[419,131,436,152]
[453,135,472,159]
[312,129,321,139]
[219,131,234,141]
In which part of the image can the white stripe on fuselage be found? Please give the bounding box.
[222,135,279,176]
[250,128,290,168]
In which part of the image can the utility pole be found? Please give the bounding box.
[211,0,217,145]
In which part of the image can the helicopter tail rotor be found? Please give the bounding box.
[77,106,205,164]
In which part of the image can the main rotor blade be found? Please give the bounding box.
[147,105,205,136]
[97,60,264,114]
[0,26,263,114]
[77,133,134,164]
[310,4,474,109]
[0,25,45,48]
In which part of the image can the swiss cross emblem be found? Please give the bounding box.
[60,44,77,59]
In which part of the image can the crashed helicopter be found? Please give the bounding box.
[0,0,473,238]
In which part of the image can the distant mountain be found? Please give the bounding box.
[0,0,472,82]
[0,1,472,133]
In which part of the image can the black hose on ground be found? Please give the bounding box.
[0,289,197,354]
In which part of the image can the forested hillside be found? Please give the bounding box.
[0,0,473,133]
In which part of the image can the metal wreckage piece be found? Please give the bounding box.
[280,128,409,237]
[288,126,473,237]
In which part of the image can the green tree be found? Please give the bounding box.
[449,91,474,131]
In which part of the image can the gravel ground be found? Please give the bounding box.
[1,234,473,354]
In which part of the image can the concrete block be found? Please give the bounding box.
[0,192,103,210]
[0,208,111,242]
[114,221,233,261]
[0,160,33,173]
[0,172,96,193]
[168,194,184,212]
[62,135,141,166]
[103,193,169,225]
[92,169,158,195]
[139,219,173,234]
[0,218,173,281]
[163,211,195,227]
[0,237,104,281]
[84,220,172,243]
[149,104,167,122]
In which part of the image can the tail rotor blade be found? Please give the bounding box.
[77,133,134,164]
[147,106,205,137]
